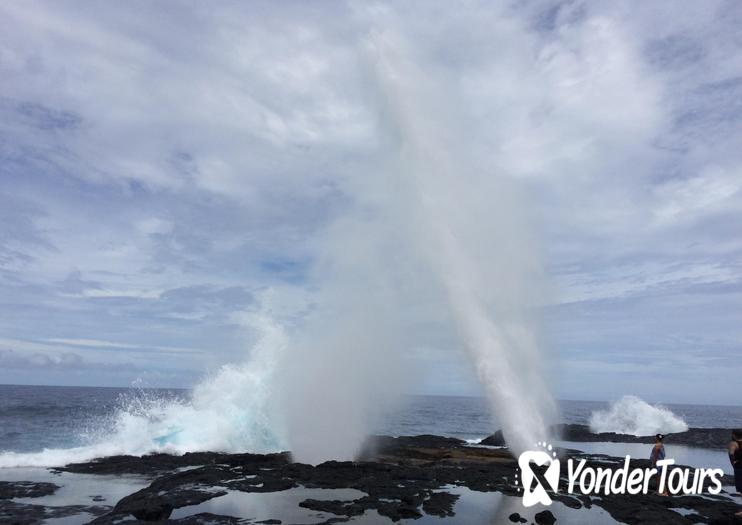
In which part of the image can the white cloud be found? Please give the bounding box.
[46,338,202,355]
[653,165,742,225]
[0,0,740,402]
[77,288,163,299]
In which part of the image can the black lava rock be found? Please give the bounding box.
[534,509,556,525]
[480,424,735,449]
[422,491,459,517]
[0,481,59,499]
[480,430,506,447]
[6,433,739,525]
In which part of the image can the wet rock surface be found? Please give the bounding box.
[0,480,111,525]
[3,434,741,524]
[0,499,110,525]
[0,480,59,499]
[534,509,556,525]
[481,424,735,449]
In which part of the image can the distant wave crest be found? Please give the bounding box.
[589,395,689,436]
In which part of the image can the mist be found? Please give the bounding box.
[276,17,556,461]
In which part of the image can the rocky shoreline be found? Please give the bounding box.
[480,425,735,449]
[2,433,741,524]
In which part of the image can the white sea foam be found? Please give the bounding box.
[0,314,288,468]
[589,395,689,436]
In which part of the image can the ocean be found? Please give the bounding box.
[2,384,741,524]
[1,384,741,463]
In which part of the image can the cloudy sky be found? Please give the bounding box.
[1,1,740,405]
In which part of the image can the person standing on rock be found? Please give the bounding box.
[650,434,668,496]
[650,433,666,467]
[729,429,742,516]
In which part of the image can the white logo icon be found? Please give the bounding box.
[518,443,560,507]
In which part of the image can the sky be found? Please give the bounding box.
[0,1,740,405]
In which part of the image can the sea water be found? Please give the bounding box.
[2,385,740,524]
[1,385,741,464]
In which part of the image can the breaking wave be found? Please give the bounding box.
[589,395,689,436]
[0,316,287,468]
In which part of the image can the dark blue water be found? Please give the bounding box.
[1,384,741,454]
[0,384,186,453]
[382,395,742,440]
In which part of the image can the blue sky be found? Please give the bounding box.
[0,1,740,405]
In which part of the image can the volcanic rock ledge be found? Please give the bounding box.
[480,424,736,449]
[3,434,741,524]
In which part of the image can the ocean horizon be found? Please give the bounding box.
[2,383,740,470]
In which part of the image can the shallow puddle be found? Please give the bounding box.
[398,487,621,525]
[171,484,625,524]
[1,467,150,508]
[170,487,367,523]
